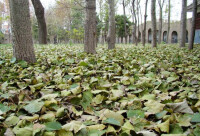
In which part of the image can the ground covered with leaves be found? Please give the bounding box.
[0,44,200,136]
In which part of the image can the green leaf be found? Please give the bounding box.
[127,110,145,118]
[79,61,88,66]
[45,122,62,131]
[194,126,200,136]
[156,111,168,119]
[81,91,93,110]
[13,126,33,136]
[169,124,183,134]
[5,116,19,126]
[24,101,44,113]
[88,130,106,136]
[191,113,200,123]
[0,104,10,115]
[18,61,28,68]
[10,57,16,63]
[103,118,121,126]
[1,81,8,91]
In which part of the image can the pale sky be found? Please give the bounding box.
[41,0,55,9]
[40,0,193,22]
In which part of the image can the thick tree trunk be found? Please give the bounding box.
[107,0,116,49]
[122,0,127,44]
[142,0,148,46]
[180,0,187,47]
[189,0,197,50]
[31,0,47,44]
[167,0,170,43]
[9,0,36,63]
[151,0,157,47]
[84,0,97,54]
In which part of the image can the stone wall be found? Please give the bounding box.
[136,19,192,44]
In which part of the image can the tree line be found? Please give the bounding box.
[6,0,198,63]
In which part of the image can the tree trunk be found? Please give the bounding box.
[84,0,97,54]
[180,0,187,47]
[31,0,47,44]
[137,0,140,43]
[189,0,197,50]
[158,0,164,44]
[9,0,36,63]
[142,0,148,46]
[151,0,157,47]
[167,0,170,43]
[122,0,127,44]
[132,0,138,46]
[158,6,162,44]
[107,0,116,49]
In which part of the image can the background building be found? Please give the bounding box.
[187,0,200,43]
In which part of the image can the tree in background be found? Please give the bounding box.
[122,0,129,44]
[132,0,138,45]
[136,0,141,43]
[84,0,97,54]
[158,0,165,44]
[189,0,197,50]
[31,0,47,44]
[0,2,4,43]
[116,15,132,43]
[9,0,36,63]
[167,0,171,43]
[0,2,4,27]
[97,0,105,44]
[107,0,116,49]
[180,0,187,47]
[151,0,157,47]
[142,0,149,46]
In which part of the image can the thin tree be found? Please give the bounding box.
[132,0,138,46]
[107,0,116,49]
[151,0,157,47]
[137,0,142,43]
[122,0,128,44]
[31,0,47,44]
[84,0,97,54]
[9,0,36,63]
[158,0,165,44]
[180,0,187,47]
[189,0,197,50]
[167,0,171,43]
[142,0,149,46]
[97,0,104,45]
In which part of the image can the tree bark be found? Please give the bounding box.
[167,0,170,43]
[151,0,157,47]
[84,0,97,54]
[158,0,164,44]
[180,0,187,47]
[189,0,197,50]
[122,0,127,44]
[107,0,116,49]
[9,0,36,63]
[31,0,47,44]
[137,0,140,42]
[142,0,148,46]
[132,0,138,46]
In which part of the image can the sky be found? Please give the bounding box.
[41,0,56,9]
[40,0,193,22]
